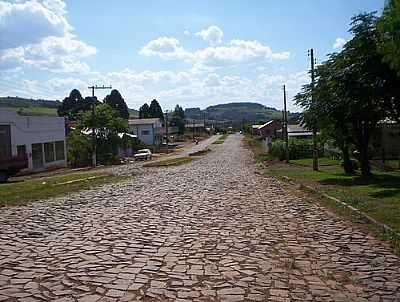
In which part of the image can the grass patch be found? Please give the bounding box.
[291,157,340,167]
[265,161,400,233]
[212,134,229,144]
[189,149,211,156]
[143,157,193,167]
[212,140,224,144]
[0,171,129,207]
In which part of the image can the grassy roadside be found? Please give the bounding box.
[266,159,400,233]
[244,134,400,248]
[0,171,129,207]
[212,134,229,144]
[143,157,193,167]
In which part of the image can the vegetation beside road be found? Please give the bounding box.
[212,134,229,144]
[266,160,400,232]
[189,149,211,156]
[0,171,129,207]
[143,157,193,167]
[245,134,400,250]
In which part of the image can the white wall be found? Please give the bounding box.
[0,109,66,170]
[129,124,155,145]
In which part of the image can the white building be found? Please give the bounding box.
[128,118,163,146]
[0,108,67,171]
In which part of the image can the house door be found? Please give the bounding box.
[31,143,44,169]
[0,125,11,159]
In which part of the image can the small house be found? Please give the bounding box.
[278,124,313,139]
[256,120,282,139]
[128,118,163,146]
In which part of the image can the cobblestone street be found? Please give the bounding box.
[1,134,400,301]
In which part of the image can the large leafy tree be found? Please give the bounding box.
[340,13,399,176]
[77,104,128,164]
[104,89,129,119]
[58,89,91,120]
[170,105,185,135]
[377,0,400,74]
[149,99,164,120]
[295,53,355,174]
[295,13,400,177]
[139,103,151,118]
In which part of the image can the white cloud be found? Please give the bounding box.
[0,0,96,73]
[195,25,223,45]
[183,29,190,36]
[0,0,70,49]
[140,36,290,68]
[333,37,346,49]
[195,40,290,67]
[0,35,96,73]
[139,37,193,60]
[46,77,86,90]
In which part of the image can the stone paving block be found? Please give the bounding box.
[0,134,399,301]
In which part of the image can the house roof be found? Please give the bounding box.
[185,123,205,128]
[257,120,276,130]
[287,124,310,133]
[277,124,313,134]
[128,118,161,125]
[288,132,313,137]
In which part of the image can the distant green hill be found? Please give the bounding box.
[0,96,139,118]
[185,102,299,122]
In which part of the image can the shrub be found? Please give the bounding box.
[268,140,285,160]
[67,131,92,167]
[268,138,324,160]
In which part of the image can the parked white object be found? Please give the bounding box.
[134,149,152,161]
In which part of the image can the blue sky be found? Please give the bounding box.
[0,0,385,111]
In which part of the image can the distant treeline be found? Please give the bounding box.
[0,96,61,108]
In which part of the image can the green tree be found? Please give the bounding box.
[295,13,400,177]
[377,0,400,74]
[67,131,92,167]
[77,104,128,164]
[104,89,129,119]
[170,105,185,135]
[295,54,355,174]
[139,103,150,118]
[340,13,398,176]
[149,99,164,120]
[58,89,87,120]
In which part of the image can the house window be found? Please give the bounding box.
[55,141,65,161]
[17,145,26,157]
[141,130,150,135]
[44,142,55,163]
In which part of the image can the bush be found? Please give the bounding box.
[67,131,92,167]
[268,138,324,161]
[268,140,285,160]
[341,158,359,171]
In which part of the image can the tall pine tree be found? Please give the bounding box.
[104,89,129,119]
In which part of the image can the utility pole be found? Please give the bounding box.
[283,84,289,163]
[308,48,319,171]
[88,85,112,167]
[203,112,206,135]
[192,120,195,141]
[165,110,169,154]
